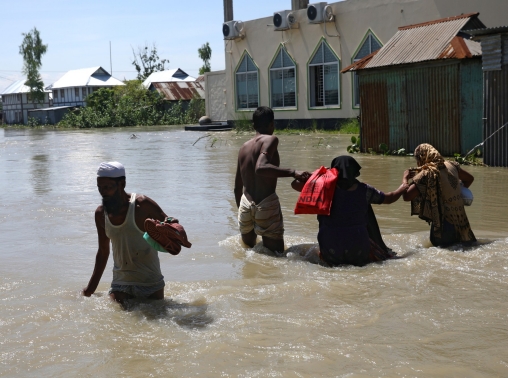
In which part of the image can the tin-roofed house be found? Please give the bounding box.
[41,66,125,124]
[143,68,205,110]
[342,13,485,156]
[1,79,52,124]
[49,66,125,108]
[469,26,508,167]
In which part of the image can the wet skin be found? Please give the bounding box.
[234,121,310,253]
[83,177,168,304]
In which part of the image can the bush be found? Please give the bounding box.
[58,81,205,128]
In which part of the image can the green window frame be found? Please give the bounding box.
[269,46,297,109]
[235,52,259,110]
[308,40,340,108]
[352,31,382,108]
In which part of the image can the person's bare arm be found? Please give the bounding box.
[234,159,243,207]
[403,184,419,201]
[136,195,169,230]
[255,136,309,180]
[458,167,474,188]
[383,183,410,204]
[83,208,111,297]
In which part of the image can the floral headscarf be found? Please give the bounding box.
[410,144,445,239]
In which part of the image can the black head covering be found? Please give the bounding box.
[331,155,362,190]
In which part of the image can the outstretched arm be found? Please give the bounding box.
[83,208,111,297]
[383,183,410,204]
[255,136,310,181]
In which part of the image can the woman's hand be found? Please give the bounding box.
[291,179,306,192]
[402,169,411,184]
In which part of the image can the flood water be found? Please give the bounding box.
[1,126,507,377]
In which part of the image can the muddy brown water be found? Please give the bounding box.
[1,126,507,377]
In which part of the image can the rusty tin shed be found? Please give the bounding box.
[342,13,484,156]
[469,26,508,167]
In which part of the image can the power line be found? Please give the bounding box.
[0,75,16,82]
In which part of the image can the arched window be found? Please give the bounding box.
[353,31,382,107]
[236,53,259,110]
[308,40,340,108]
[270,46,296,109]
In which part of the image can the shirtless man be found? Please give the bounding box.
[83,162,171,304]
[234,106,310,253]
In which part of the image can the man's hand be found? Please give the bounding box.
[294,171,311,182]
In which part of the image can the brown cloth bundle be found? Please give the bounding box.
[144,218,192,255]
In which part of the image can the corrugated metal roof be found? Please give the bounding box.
[49,67,125,89]
[342,14,482,72]
[479,34,502,70]
[152,81,204,101]
[1,79,52,95]
[469,26,508,37]
[142,68,195,88]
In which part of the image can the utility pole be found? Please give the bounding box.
[291,0,309,10]
[224,0,233,22]
[110,41,113,76]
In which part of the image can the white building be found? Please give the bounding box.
[142,68,196,89]
[49,66,125,107]
[210,0,508,127]
[1,79,51,124]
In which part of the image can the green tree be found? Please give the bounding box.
[19,27,48,104]
[131,43,169,81]
[198,42,212,75]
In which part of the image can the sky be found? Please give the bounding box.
[0,0,323,92]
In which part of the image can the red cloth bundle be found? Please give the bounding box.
[294,166,338,215]
[144,218,192,255]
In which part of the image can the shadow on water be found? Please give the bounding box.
[121,298,214,329]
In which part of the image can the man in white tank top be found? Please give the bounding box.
[82,162,173,304]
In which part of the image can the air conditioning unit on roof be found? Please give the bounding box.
[223,20,245,40]
[307,2,333,23]
[273,10,299,31]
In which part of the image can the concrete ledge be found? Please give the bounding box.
[185,122,232,131]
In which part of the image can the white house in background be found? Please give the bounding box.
[1,79,51,124]
[142,68,196,89]
[48,66,125,107]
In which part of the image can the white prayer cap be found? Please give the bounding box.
[97,162,126,178]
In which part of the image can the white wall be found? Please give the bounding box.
[222,0,508,123]
[52,86,111,107]
[205,70,227,121]
[2,92,51,124]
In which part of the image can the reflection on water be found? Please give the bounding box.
[0,127,508,377]
[31,154,51,194]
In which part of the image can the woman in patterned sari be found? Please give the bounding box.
[402,144,476,247]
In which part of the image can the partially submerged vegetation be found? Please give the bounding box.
[234,116,360,135]
[347,135,486,166]
[56,81,205,128]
